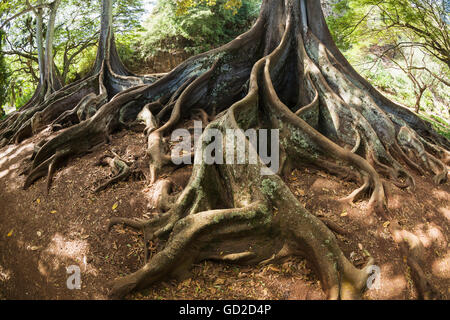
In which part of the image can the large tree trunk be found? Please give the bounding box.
[0,0,154,147]
[42,0,62,99]
[0,0,64,139]
[35,3,45,86]
[1,0,449,300]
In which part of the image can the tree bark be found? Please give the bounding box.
[43,0,62,98]
[35,4,45,86]
[10,80,15,109]
[414,87,426,114]
[1,0,448,300]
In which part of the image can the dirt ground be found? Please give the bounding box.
[0,128,448,300]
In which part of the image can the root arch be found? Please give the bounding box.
[1,0,448,300]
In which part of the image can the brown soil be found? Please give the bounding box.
[0,129,448,300]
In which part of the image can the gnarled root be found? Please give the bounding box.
[93,152,131,193]
[11,0,448,301]
[109,201,270,299]
[389,221,441,299]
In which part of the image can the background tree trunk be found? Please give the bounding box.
[0,0,448,300]
[414,87,426,114]
[43,0,62,98]
[35,4,45,86]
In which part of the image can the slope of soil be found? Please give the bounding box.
[0,130,448,300]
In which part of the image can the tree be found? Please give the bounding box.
[1,0,63,109]
[0,0,145,145]
[324,0,450,118]
[326,0,450,67]
[51,0,101,86]
[1,0,449,300]
[0,30,9,118]
[0,0,144,106]
[373,43,441,114]
[139,0,260,57]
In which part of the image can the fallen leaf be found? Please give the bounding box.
[268,265,281,272]
[341,211,348,217]
[30,246,40,251]
[50,210,57,214]
[182,279,192,287]
[36,198,40,204]
[383,221,390,228]
[112,202,119,210]
[214,278,226,285]
[7,230,13,237]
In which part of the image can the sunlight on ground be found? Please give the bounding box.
[38,233,97,279]
[432,189,450,201]
[0,169,9,179]
[413,223,447,248]
[0,142,34,167]
[432,252,450,280]
[0,141,34,188]
[438,207,450,221]
[378,263,408,299]
[0,265,12,282]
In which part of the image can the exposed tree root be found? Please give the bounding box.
[93,152,131,193]
[389,221,441,300]
[2,0,448,300]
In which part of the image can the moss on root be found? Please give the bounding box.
[1,0,447,301]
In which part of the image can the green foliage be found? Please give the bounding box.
[113,0,145,32]
[326,0,449,135]
[419,114,450,140]
[1,0,145,109]
[115,28,144,71]
[0,30,9,115]
[138,0,260,57]
[324,0,354,50]
[175,0,244,15]
[326,0,450,66]
[14,83,35,109]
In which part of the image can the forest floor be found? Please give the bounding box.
[0,128,448,300]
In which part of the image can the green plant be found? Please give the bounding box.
[138,0,260,57]
[0,30,9,112]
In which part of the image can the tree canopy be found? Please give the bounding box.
[0,30,8,117]
[326,0,450,66]
[175,0,246,15]
[137,0,260,57]
[325,0,449,136]
[0,0,145,109]
[0,0,448,302]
